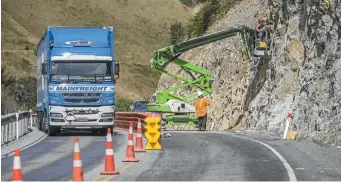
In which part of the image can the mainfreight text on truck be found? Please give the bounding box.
[36,26,120,136]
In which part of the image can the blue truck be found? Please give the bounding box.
[36,26,120,136]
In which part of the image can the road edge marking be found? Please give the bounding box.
[1,134,48,158]
[229,134,298,182]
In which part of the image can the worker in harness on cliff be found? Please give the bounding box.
[195,91,211,131]
[256,17,274,38]
[256,17,266,41]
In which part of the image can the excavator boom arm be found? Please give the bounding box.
[148,26,256,112]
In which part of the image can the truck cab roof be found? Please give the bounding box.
[48,26,113,48]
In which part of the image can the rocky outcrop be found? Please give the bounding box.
[156,0,341,145]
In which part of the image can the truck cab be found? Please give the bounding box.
[36,26,119,136]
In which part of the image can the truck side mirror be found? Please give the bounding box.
[114,60,120,79]
[42,62,47,75]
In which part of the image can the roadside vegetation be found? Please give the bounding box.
[172,0,243,43]
[1,0,191,114]
[1,0,242,114]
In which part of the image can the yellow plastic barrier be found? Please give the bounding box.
[144,117,162,150]
[259,41,267,48]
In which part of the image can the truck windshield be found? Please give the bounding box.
[50,61,113,82]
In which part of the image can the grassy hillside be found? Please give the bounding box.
[1,0,192,102]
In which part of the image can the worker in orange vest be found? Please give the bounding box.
[195,91,210,131]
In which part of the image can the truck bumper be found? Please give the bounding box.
[48,106,115,129]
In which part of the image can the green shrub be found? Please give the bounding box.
[1,65,36,114]
[170,21,184,44]
[116,96,133,112]
[184,0,243,38]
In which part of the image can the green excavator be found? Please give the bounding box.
[146,26,270,129]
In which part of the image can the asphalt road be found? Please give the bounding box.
[1,130,127,181]
[2,130,340,181]
[114,131,290,181]
[113,131,341,181]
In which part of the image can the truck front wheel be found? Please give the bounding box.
[48,125,60,136]
[99,128,108,135]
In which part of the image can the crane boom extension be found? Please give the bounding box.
[146,26,257,127]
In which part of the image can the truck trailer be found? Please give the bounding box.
[36,26,120,136]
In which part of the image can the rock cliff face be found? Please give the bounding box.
[156,0,341,145]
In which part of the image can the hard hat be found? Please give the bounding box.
[258,17,264,22]
[197,91,203,97]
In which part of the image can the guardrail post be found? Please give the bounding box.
[10,122,12,141]
[16,113,19,140]
[12,122,15,141]
[283,111,292,139]
[30,109,33,129]
[21,117,24,137]
[22,118,24,136]
[1,126,4,144]
[5,124,9,142]
[24,118,26,133]
[21,117,23,136]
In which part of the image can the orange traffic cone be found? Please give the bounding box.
[101,128,119,175]
[122,122,139,162]
[72,137,84,182]
[12,149,23,182]
[135,120,146,152]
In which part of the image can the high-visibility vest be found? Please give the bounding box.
[195,98,210,117]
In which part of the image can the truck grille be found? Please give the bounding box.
[62,93,102,97]
[65,98,100,103]
[65,110,100,114]
[73,118,97,122]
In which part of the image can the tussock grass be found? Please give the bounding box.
[1,0,192,100]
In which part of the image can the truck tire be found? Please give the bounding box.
[37,121,43,131]
[99,128,108,135]
[48,125,60,136]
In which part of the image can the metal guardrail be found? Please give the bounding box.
[115,112,148,134]
[114,112,163,150]
[1,110,37,146]
[114,112,161,135]
[1,111,160,146]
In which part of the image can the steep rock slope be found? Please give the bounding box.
[156,0,341,145]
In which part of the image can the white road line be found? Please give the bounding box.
[168,130,298,181]
[1,135,48,158]
[237,135,298,182]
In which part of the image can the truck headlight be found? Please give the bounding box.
[101,112,114,118]
[50,113,63,118]
[49,97,61,104]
